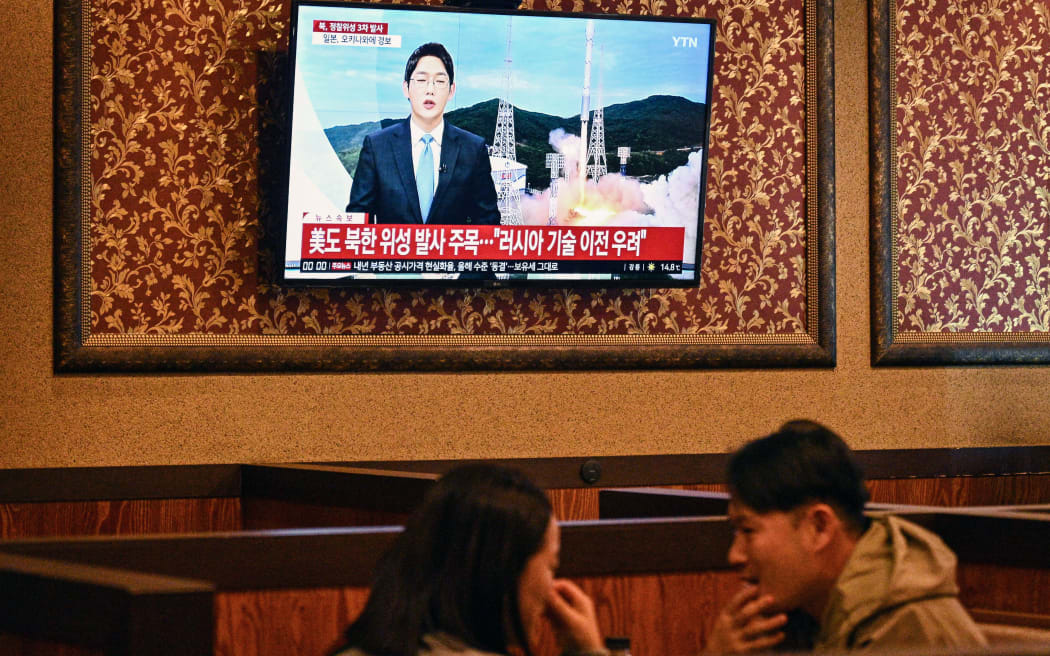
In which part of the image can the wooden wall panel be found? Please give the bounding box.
[215,588,370,656]
[240,476,1050,528]
[238,464,435,529]
[0,476,1046,538]
[674,476,1050,508]
[0,498,242,539]
[574,476,1050,522]
[548,488,600,521]
[572,572,739,656]
[552,485,730,521]
[4,506,1050,656]
[4,0,1050,484]
[661,477,1050,509]
[675,484,730,493]
[212,574,742,656]
[133,568,1050,656]
[866,475,1050,507]
[958,564,1050,617]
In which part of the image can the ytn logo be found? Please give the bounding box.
[672,36,698,47]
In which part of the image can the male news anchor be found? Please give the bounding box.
[346,42,501,225]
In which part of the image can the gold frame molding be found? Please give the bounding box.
[54,0,836,373]
[869,0,1050,365]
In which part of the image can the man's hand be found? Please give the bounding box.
[704,585,787,654]
[545,579,605,653]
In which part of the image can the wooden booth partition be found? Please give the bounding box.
[0,466,243,540]
[3,449,1049,539]
[215,587,373,656]
[213,569,743,656]
[356,447,1050,518]
[0,455,733,539]
[0,528,397,656]
[859,446,1050,507]
[597,474,1050,519]
[0,518,738,656]
[216,519,744,656]
[599,487,1050,629]
[238,465,438,530]
[5,469,1050,655]
[0,464,438,539]
[349,454,734,521]
[6,511,1048,655]
[0,552,214,656]
[897,511,1050,621]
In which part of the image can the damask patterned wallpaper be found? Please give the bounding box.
[894,0,1050,333]
[88,0,809,337]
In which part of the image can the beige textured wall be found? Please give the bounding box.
[1,0,1047,469]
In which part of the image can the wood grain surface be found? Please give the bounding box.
[211,573,744,656]
[866,475,1050,507]
[0,498,241,539]
[215,587,370,656]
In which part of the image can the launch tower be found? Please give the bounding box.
[586,46,607,179]
[587,106,607,179]
[492,18,517,163]
[492,17,523,224]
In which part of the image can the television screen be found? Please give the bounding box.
[281,0,715,286]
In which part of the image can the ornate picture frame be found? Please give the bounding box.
[54,0,835,372]
[869,0,1050,365]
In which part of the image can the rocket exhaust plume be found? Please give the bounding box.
[522,132,705,268]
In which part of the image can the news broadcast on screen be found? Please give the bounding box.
[282,0,715,286]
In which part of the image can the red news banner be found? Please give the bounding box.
[299,224,686,275]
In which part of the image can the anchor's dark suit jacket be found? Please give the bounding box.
[346,119,500,225]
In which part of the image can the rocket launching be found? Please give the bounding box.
[577,19,594,199]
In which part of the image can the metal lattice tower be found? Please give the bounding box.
[493,17,522,225]
[492,18,516,162]
[587,106,607,179]
[586,45,607,179]
[546,153,564,225]
[498,182,523,225]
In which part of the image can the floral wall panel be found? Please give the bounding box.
[872,0,1050,363]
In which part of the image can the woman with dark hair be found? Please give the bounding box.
[331,464,607,656]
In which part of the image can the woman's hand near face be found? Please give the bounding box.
[544,579,605,653]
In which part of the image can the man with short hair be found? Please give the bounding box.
[705,420,987,653]
[347,42,500,226]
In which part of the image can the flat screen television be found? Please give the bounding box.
[281,0,715,287]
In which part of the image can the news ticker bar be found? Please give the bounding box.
[300,223,686,262]
[298,259,683,275]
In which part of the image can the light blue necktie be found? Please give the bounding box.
[416,134,435,223]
